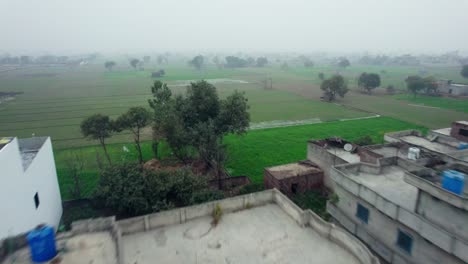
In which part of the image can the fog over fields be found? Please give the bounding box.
[1,0,468,53]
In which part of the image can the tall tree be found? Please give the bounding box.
[461,65,468,79]
[318,72,325,81]
[358,72,381,94]
[337,57,351,68]
[189,55,204,70]
[423,76,438,95]
[104,61,116,71]
[320,75,349,101]
[148,81,173,159]
[405,75,426,98]
[115,107,151,164]
[130,58,140,69]
[80,114,114,165]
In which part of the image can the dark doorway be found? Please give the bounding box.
[291,183,298,194]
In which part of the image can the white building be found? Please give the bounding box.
[0,137,62,240]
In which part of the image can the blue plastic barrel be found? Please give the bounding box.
[26,225,57,262]
[458,143,468,150]
[442,170,465,195]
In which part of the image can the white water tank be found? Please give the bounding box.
[408,147,420,160]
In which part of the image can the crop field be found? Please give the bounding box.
[392,94,468,113]
[0,64,374,148]
[0,63,466,148]
[55,117,424,199]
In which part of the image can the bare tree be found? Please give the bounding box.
[65,151,86,199]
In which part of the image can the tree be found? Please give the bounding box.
[189,55,204,70]
[423,76,438,95]
[225,56,248,68]
[148,81,172,159]
[461,65,468,79]
[115,107,151,164]
[405,75,426,98]
[64,151,85,199]
[320,75,349,101]
[358,73,381,94]
[318,72,325,81]
[130,58,140,69]
[104,61,116,71]
[165,80,250,169]
[303,58,314,68]
[256,57,268,67]
[80,114,114,165]
[338,58,350,68]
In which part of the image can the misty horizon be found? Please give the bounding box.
[1,0,468,55]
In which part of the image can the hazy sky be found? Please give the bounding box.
[1,0,468,54]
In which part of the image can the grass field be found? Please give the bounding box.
[393,94,468,113]
[55,117,425,199]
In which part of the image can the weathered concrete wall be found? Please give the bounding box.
[264,168,323,196]
[330,185,466,264]
[358,148,383,165]
[307,142,349,190]
[384,130,422,143]
[416,191,468,241]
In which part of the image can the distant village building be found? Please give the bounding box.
[437,80,468,96]
[0,137,62,240]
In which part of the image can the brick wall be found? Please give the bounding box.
[450,122,468,142]
[264,169,323,196]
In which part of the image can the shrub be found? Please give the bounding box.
[212,203,223,226]
[238,182,264,195]
[353,135,374,146]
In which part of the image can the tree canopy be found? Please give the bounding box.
[115,107,151,163]
[320,75,349,101]
[337,58,350,68]
[225,56,248,68]
[461,65,468,78]
[358,72,381,94]
[80,114,114,164]
[189,55,204,70]
[130,58,140,69]
[405,75,426,97]
[104,61,116,71]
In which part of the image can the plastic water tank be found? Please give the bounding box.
[408,147,420,160]
[26,225,57,262]
[458,143,468,150]
[442,170,465,195]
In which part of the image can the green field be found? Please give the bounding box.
[1,63,466,147]
[393,94,468,113]
[55,117,425,199]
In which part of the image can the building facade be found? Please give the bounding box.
[0,137,62,240]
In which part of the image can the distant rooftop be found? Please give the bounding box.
[266,161,322,180]
[399,135,457,154]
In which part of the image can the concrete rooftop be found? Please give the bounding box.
[2,232,117,264]
[122,204,360,264]
[400,135,457,154]
[326,147,361,163]
[345,165,418,211]
[266,162,322,179]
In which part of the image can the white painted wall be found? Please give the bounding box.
[0,137,62,240]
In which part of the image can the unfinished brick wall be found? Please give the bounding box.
[357,148,383,165]
[264,168,323,196]
[450,122,468,142]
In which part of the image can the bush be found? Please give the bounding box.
[95,163,213,217]
[212,203,223,226]
[238,182,264,195]
[292,191,328,219]
[353,135,374,146]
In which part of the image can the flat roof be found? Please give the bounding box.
[344,165,418,211]
[18,137,48,170]
[327,147,361,163]
[121,204,360,264]
[2,232,117,264]
[455,121,468,125]
[400,135,457,154]
[432,127,451,136]
[266,162,322,179]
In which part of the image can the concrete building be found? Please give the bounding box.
[2,189,380,264]
[264,160,323,196]
[437,80,468,96]
[0,137,62,240]
[303,127,468,263]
